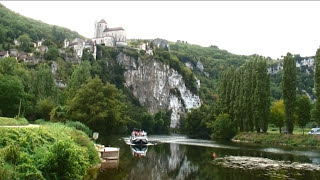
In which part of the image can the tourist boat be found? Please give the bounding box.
[130,128,148,145]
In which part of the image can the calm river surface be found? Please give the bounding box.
[96,135,320,180]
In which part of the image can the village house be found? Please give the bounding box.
[0,51,9,59]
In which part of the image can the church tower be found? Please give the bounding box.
[94,19,108,38]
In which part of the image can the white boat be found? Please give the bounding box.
[130,128,148,145]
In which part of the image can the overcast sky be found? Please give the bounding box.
[2,1,320,59]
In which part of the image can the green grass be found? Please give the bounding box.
[0,117,28,126]
[267,124,311,135]
[0,122,100,180]
[233,132,320,148]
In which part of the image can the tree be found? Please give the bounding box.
[209,113,236,140]
[35,98,55,121]
[45,46,59,60]
[282,53,296,134]
[184,105,212,139]
[296,95,311,135]
[269,100,285,133]
[0,57,18,76]
[17,34,31,52]
[50,105,68,122]
[68,76,129,134]
[0,75,25,117]
[313,48,320,124]
[32,64,57,100]
[252,57,270,133]
[66,61,91,100]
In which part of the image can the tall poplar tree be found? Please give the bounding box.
[313,48,320,124]
[282,53,296,134]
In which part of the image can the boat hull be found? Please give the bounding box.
[130,137,148,145]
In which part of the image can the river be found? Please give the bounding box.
[96,135,320,180]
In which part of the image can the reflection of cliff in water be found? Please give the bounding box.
[128,143,198,180]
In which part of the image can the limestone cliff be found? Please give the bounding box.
[116,52,201,128]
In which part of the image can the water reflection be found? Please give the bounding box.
[96,135,320,180]
[131,145,148,157]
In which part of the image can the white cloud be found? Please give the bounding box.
[2,1,320,59]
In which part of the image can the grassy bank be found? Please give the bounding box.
[0,117,28,126]
[233,132,320,148]
[0,122,100,180]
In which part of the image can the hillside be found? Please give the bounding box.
[169,42,250,105]
[0,3,83,50]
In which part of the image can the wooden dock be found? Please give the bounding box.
[95,144,120,171]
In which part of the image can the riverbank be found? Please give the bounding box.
[0,122,100,179]
[233,132,320,148]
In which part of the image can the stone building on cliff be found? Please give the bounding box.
[92,19,127,47]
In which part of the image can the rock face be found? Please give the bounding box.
[116,52,201,128]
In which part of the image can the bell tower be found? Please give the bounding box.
[94,19,108,38]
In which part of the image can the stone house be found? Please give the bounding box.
[0,51,9,58]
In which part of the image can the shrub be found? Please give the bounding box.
[211,114,236,140]
[65,121,92,137]
[16,163,45,180]
[40,140,90,180]
[34,119,47,125]
[3,144,20,165]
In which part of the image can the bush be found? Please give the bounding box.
[40,140,90,180]
[34,119,47,125]
[65,121,92,137]
[3,144,20,165]
[16,163,45,180]
[211,114,236,140]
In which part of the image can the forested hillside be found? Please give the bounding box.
[0,3,83,50]
[170,42,250,105]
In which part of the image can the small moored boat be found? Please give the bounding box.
[130,128,148,145]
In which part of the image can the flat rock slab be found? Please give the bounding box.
[213,156,320,171]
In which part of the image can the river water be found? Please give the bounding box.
[96,135,320,180]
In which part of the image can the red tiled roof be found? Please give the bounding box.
[99,19,107,23]
[103,27,124,32]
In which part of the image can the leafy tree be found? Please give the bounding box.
[0,75,24,117]
[45,46,59,60]
[313,48,320,124]
[50,105,68,122]
[141,112,154,133]
[35,98,55,121]
[153,110,171,134]
[209,113,236,140]
[269,100,285,133]
[68,76,129,134]
[282,53,296,134]
[253,57,270,133]
[66,61,91,100]
[32,64,57,100]
[296,95,311,135]
[0,57,18,76]
[17,34,31,52]
[184,105,213,139]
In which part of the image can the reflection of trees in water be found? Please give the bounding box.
[128,143,198,180]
